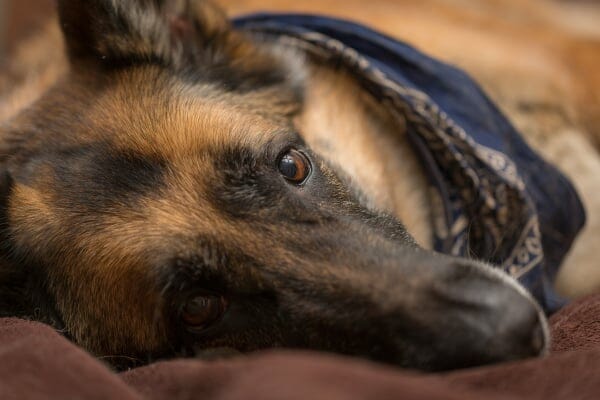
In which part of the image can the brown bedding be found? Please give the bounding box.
[0,294,598,400]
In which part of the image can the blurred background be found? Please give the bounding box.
[0,0,55,55]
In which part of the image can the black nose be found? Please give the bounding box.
[473,272,548,359]
[423,264,549,370]
[396,263,549,371]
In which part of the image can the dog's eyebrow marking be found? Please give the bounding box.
[53,146,168,212]
[93,150,168,195]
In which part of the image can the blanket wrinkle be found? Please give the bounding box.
[122,354,511,400]
[1,294,599,400]
[0,318,141,400]
[444,347,600,400]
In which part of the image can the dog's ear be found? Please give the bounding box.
[57,0,233,67]
[58,0,305,104]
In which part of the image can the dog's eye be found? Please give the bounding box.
[182,295,226,331]
[278,149,311,184]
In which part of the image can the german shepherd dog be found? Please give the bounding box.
[0,0,598,371]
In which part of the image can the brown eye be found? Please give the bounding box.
[278,149,311,184]
[182,295,226,331]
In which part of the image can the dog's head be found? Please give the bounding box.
[0,0,548,371]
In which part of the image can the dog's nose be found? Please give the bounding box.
[475,272,548,358]
[426,264,549,368]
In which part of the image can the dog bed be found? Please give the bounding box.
[1,293,599,400]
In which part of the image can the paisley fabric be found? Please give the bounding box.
[233,14,586,313]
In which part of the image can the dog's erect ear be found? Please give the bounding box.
[57,0,232,67]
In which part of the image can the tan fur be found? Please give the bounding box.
[298,67,433,247]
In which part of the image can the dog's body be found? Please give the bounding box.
[0,0,598,371]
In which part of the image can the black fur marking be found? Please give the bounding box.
[0,171,23,317]
[209,145,284,217]
[208,142,350,224]
[179,59,293,93]
[53,145,168,213]
[0,172,66,331]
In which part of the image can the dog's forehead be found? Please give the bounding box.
[85,68,282,158]
[7,66,296,257]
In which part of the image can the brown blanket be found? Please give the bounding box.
[0,294,599,400]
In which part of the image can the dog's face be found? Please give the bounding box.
[0,0,548,371]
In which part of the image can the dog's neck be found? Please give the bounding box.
[297,65,433,248]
